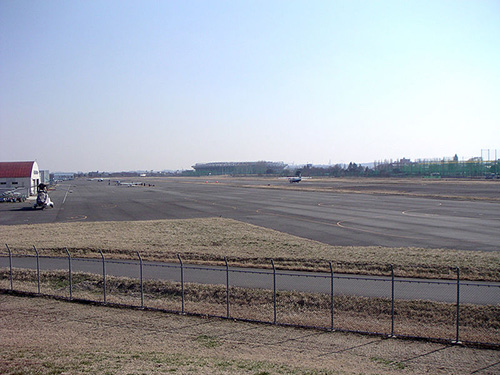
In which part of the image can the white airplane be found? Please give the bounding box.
[116,180,142,187]
[34,183,54,209]
[279,172,310,183]
[287,172,310,183]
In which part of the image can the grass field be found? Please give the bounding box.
[1,217,499,281]
[2,293,500,375]
[2,268,499,345]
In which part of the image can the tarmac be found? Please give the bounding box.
[1,177,499,252]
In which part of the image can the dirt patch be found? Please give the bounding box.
[2,293,499,375]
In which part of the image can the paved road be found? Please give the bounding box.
[2,256,499,305]
[1,178,499,251]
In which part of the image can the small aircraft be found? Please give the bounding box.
[34,183,54,209]
[116,180,142,187]
[287,171,309,183]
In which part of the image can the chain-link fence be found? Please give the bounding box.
[1,245,499,348]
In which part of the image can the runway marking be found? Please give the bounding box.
[101,204,117,209]
[336,219,424,240]
[254,208,424,239]
[402,203,443,217]
[62,186,71,204]
[317,203,335,207]
[66,215,88,221]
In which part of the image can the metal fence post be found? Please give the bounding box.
[99,250,106,304]
[33,245,40,294]
[454,267,461,344]
[65,247,72,300]
[272,259,277,325]
[390,264,395,338]
[225,256,230,319]
[137,251,144,309]
[329,261,334,331]
[5,244,13,291]
[177,254,184,314]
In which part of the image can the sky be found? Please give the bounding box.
[1,1,499,172]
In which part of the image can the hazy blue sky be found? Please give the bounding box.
[1,1,499,172]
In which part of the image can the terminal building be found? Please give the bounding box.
[192,161,287,176]
[0,161,40,196]
[53,172,74,181]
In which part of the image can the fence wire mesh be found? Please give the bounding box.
[1,248,499,348]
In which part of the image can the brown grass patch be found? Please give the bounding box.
[5,293,500,375]
[1,218,499,281]
[2,269,499,346]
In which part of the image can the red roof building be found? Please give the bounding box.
[0,161,40,195]
[0,161,37,178]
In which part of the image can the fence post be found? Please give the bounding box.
[329,261,334,331]
[98,250,106,304]
[65,247,72,300]
[225,256,230,319]
[272,259,277,325]
[390,264,395,338]
[33,245,40,294]
[5,244,13,291]
[454,267,461,344]
[177,254,184,314]
[137,251,144,309]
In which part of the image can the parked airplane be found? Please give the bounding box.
[116,180,142,187]
[279,172,310,183]
[288,175,302,183]
[287,172,309,183]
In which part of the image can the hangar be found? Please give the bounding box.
[0,161,40,196]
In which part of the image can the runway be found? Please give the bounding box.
[1,178,499,252]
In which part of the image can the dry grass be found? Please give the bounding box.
[4,293,500,375]
[2,218,499,281]
[2,269,499,346]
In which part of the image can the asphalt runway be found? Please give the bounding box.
[1,178,499,252]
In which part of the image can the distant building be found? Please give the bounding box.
[398,158,412,166]
[40,170,50,184]
[0,161,40,196]
[53,172,75,181]
[192,161,287,176]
